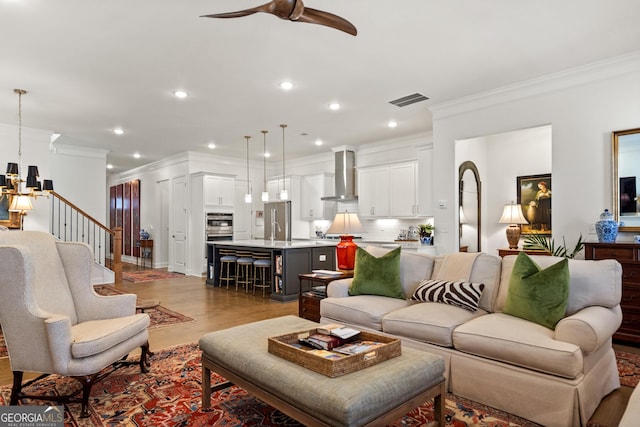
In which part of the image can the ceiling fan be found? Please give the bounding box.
[201,0,358,36]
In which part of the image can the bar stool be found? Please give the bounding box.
[252,252,272,298]
[218,249,238,290]
[235,251,255,292]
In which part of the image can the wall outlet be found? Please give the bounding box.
[438,200,447,209]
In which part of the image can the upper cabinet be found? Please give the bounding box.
[301,173,336,220]
[203,175,234,208]
[358,167,390,217]
[358,161,422,218]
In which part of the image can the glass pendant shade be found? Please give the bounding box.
[261,191,269,202]
[279,189,288,200]
[244,193,252,203]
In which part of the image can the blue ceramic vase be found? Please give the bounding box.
[140,229,150,240]
[595,209,618,243]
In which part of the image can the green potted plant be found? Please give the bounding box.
[523,234,584,259]
[418,224,434,244]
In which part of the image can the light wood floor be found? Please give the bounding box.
[0,266,637,425]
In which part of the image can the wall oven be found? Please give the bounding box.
[206,212,233,242]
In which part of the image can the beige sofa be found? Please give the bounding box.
[320,246,622,427]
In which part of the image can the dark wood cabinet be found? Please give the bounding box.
[584,242,640,343]
[298,271,353,322]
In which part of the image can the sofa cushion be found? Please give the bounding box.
[453,312,583,379]
[503,252,569,330]
[411,280,485,312]
[349,247,402,299]
[363,246,434,298]
[382,303,487,347]
[496,255,622,315]
[432,253,501,312]
[320,295,410,331]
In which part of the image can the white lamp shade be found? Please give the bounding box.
[9,195,33,212]
[498,202,528,225]
[326,212,366,235]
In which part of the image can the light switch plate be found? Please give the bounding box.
[319,254,327,261]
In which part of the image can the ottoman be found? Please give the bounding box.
[199,315,445,427]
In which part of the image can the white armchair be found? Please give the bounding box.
[0,231,151,417]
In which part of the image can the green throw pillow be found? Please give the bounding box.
[349,247,403,299]
[503,252,570,330]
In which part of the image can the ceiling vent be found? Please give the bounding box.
[388,92,429,107]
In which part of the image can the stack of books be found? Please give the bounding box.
[302,286,327,298]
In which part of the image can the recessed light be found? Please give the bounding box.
[315,139,323,146]
[387,120,398,128]
[280,81,294,90]
[264,152,271,158]
[106,164,114,169]
[114,128,124,135]
[208,142,216,149]
[329,103,341,111]
[173,90,188,98]
[133,153,141,159]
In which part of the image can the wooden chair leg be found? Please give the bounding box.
[140,342,152,372]
[10,371,23,405]
[77,375,94,418]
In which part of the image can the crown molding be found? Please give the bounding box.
[430,50,640,120]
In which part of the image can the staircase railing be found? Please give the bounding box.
[49,191,122,283]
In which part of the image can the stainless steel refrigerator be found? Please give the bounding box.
[264,201,292,241]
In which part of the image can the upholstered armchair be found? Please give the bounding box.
[0,231,151,417]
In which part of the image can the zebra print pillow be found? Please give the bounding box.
[411,280,485,312]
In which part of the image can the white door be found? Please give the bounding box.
[170,175,187,274]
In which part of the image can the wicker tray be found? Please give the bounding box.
[268,328,401,377]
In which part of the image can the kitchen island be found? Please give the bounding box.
[206,240,337,302]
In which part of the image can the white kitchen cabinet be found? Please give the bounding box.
[389,162,418,217]
[188,173,235,276]
[358,167,389,218]
[418,147,433,216]
[358,162,420,218]
[301,173,336,220]
[267,177,290,201]
[204,175,234,208]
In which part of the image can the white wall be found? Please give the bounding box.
[432,51,640,255]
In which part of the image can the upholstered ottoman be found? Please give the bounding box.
[199,315,445,427]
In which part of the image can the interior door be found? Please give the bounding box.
[170,175,187,273]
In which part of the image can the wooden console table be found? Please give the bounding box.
[137,239,153,269]
[497,248,551,258]
[584,242,640,343]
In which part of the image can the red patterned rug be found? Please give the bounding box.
[616,350,640,387]
[122,269,186,283]
[0,343,552,427]
[0,285,193,359]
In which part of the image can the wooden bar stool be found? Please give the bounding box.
[252,252,272,298]
[218,249,238,289]
[235,251,255,292]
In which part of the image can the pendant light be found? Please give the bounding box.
[261,130,269,202]
[279,124,288,200]
[244,136,252,204]
[0,89,54,204]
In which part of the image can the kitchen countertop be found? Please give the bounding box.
[207,239,338,249]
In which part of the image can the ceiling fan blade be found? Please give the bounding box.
[296,7,357,36]
[201,2,274,19]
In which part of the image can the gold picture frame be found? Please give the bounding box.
[0,195,21,229]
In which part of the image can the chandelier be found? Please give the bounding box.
[0,89,54,215]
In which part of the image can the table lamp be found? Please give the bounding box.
[326,211,365,270]
[498,201,529,249]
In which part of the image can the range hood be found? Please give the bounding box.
[321,150,358,201]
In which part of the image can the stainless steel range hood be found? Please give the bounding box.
[321,150,358,201]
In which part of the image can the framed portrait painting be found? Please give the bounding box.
[516,174,551,235]
[0,195,21,229]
